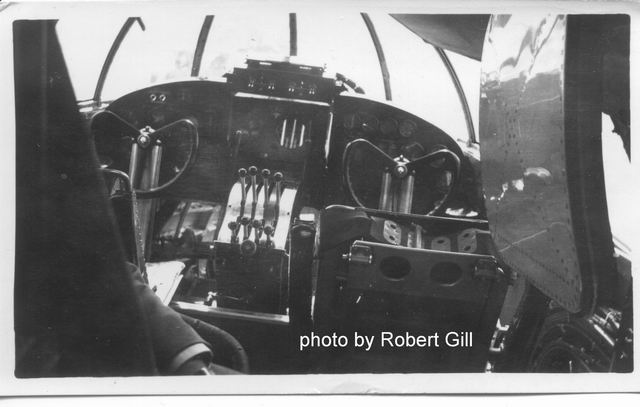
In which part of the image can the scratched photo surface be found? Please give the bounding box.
[5,0,635,394]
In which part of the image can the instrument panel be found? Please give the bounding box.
[96,79,481,216]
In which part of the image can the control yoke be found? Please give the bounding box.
[342,138,460,215]
[91,110,199,198]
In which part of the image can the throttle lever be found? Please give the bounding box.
[273,172,283,228]
[261,169,271,216]
[240,216,250,241]
[263,224,274,248]
[248,166,258,216]
[228,221,239,243]
[237,168,247,214]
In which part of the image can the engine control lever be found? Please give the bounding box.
[263,224,274,247]
[252,219,263,243]
[228,221,239,243]
[273,172,283,226]
[240,216,250,241]
[238,168,247,213]
[249,166,258,214]
[261,168,271,216]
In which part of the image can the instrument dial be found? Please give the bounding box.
[399,119,417,138]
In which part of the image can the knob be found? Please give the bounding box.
[263,224,274,247]
[240,239,257,256]
[227,221,238,242]
[252,219,263,243]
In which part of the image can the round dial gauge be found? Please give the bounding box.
[399,119,417,138]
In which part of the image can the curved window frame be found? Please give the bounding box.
[89,12,477,145]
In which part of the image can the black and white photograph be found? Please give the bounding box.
[1,0,638,395]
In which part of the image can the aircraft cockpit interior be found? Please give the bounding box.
[12,7,633,378]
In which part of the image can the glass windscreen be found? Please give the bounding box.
[56,11,478,143]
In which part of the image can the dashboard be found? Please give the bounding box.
[96,76,482,214]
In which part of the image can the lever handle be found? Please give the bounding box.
[237,168,247,208]
[240,216,250,240]
[248,166,258,212]
[261,168,271,215]
[227,221,239,243]
[263,224,274,247]
[252,219,263,243]
[274,172,283,216]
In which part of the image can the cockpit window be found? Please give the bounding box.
[100,12,203,102]
[365,14,478,143]
[295,12,386,98]
[198,11,290,80]
[57,11,479,144]
[56,14,122,101]
[444,50,481,143]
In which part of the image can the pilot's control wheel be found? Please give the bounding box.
[90,110,199,198]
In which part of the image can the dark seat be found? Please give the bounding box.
[14,20,157,376]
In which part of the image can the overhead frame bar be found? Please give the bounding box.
[434,46,477,144]
[93,17,145,105]
[361,13,392,101]
[191,15,214,77]
[289,13,298,57]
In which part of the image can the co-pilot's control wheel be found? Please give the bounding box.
[342,138,460,215]
[90,110,199,198]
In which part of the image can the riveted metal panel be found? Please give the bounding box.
[480,15,584,313]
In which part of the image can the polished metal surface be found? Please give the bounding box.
[172,301,290,325]
[480,15,584,312]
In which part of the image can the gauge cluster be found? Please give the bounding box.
[343,112,418,140]
[227,59,336,103]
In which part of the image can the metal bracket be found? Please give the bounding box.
[473,258,501,280]
[342,242,373,265]
[489,321,510,354]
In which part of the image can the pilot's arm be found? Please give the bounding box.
[126,262,213,375]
